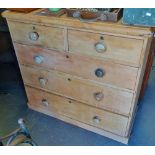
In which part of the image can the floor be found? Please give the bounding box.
[0,58,155,146]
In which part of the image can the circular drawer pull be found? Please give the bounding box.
[28,32,39,41]
[93,116,101,124]
[95,42,106,53]
[94,92,104,101]
[41,99,49,107]
[95,68,105,78]
[39,77,47,87]
[33,55,44,64]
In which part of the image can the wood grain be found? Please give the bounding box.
[28,103,129,144]
[14,43,138,90]
[21,65,134,116]
[68,29,144,67]
[25,86,129,136]
[125,37,152,137]
[7,20,65,51]
[140,37,155,98]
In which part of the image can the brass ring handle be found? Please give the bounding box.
[95,68,105,78]
[94,92,104,101]
[33,55,44,64]
[41,99,49,107]
[95,42,106,53]
[93,116,101,124]
[28,32,39,41]
[38,77,47,87]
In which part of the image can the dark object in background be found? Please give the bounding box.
[0,9,8,32]
[7,8,38,13]
[0,9,15,63]
[0,118,37,146]
[123,8,155,27]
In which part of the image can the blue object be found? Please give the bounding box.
[123,8,155,27]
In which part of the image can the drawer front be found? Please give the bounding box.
[21,65,133,116]
[8,21,65,51]
[26,86,129,136]
[68,30,144,67]
[15,43,138,90]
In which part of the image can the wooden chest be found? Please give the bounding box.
[3,9,154,144]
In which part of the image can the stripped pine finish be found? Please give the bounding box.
[21,65,134,116]
[3,9,154,144]
[14,43,139,90]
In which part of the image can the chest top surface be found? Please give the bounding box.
[2,9,153,38]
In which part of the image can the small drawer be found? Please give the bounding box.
[8,21,65,51]
[14,43,138,90]
[21,65,134,116]
[26,86,129,136]
[68,30,144,67]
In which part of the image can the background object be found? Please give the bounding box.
[66,8,122,22]
[7,8,38,13]
[36,9,66,17]
[123,8,155,27]
[48,8,61,12]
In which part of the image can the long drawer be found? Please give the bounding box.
[68,29,144,67]
[14,43,138,90]
[8,21,65,51]
[25,86,129,136]
[21,65,133,116]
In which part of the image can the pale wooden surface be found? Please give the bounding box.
[125,37,152,136]
[21,65,134,116]
[8,20,65,51]
[3,9,153,144]
[68,29,144,67]
[25,86,128,136]
[2,9,153,37]
[14,43,139,90]
[28,103,129,144]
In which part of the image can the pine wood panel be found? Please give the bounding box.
[68,30,144,67]
[29,102,129,144]
[125,37,152,137]
[20,65,133,116]
[140,38,155,99]
[7,21,65,51]
[25,86,129,136]
[14,43,138,90]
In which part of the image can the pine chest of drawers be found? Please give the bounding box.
[3,9,154,144]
